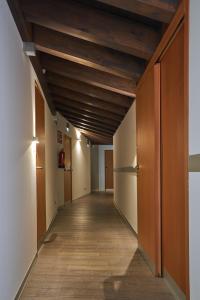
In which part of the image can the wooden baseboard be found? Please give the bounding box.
[138,245,156,275]
[15,254,38,300]
[164,270,186,300]
[113,200,138,238]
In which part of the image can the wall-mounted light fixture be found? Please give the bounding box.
[87,139,91,148]
[66,122,70,133]
[53,115,58,125]
[32,136,39,144]
[23,42,36,57]
[42,68,46,74]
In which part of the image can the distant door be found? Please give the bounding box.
[105,150,113,190]
[64,135,72,202]
[35,84,46,247]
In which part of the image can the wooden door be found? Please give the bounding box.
[136,64,161,276]
[105,150,113,190]
[161,24,188,296]
[64,135,72,202]
[35,84,46,246]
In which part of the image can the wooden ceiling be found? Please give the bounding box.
[8,0,179,144]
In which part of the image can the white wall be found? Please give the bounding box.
[56,114,91,205]
[189,1,200,299]
[99,145,113,191]
[113,103,137,233]
[0,2,58,298]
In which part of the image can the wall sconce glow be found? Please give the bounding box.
[76,129,81,141]
[32,136,39,144]
[66,122,70,132]
[23,42,36,56]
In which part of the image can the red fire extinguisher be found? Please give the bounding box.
[58,149,65,168]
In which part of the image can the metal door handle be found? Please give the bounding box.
[36,166,44,169]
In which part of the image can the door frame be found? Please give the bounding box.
[64,134,72,203]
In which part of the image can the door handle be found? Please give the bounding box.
[36,166,44,169]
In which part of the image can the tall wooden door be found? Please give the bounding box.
[105,150,113,190]
[35,84,46,246]
[161,23,188,296]
[136,65,161,275]
[64,135,72,202]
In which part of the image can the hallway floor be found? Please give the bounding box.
[20,193,174,300]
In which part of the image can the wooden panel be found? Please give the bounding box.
[105,150,113,189]
[64,135,72,202]
[136,65,161,273]
[161,24,188,294]
[35,84,46,246]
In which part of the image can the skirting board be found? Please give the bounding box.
[163,270,186,300]
[139,245,156,275]
[113,200,137,238]
[15,253,38,300]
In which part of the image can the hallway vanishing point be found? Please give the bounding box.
[20,193,175,300]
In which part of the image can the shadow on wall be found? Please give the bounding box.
[103,249,174,300]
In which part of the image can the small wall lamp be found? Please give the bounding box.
[66,122,70,132]
[32,136,39,144]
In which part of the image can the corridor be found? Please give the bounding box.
[20,193,174,300]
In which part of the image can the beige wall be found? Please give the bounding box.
[113,102,137,233]
[57,114,91,205]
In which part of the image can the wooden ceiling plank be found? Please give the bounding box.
[20,0,160,59]
[41,54,136,97]
[95,0,178,23]
[46,73,133,108]
[54,96,122,121]
[55,104,119,127]
[33,24,145,80]
[66,119,114,135]
[49,84,126,116]
[62,113,117,131]
[79,129,113,144]
[68,122,113,137]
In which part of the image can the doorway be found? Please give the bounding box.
[35,84,46,247]
[64,135,72,202]
[105,150,113,191]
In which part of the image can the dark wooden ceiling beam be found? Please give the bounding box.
[7,0,55,114]
[41,54,136,97]
[54,96,122,121]
[46,73,133,108]
[61,112,117,130]
[65,115,116,132]
[33,25,145,80]
[66,119,114,135]
[49,85,126,116]
[79,129,113,144]
[20,0,160,60]
[68,121,113,137]
[94,0,178,23]
[55,104,119,127]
